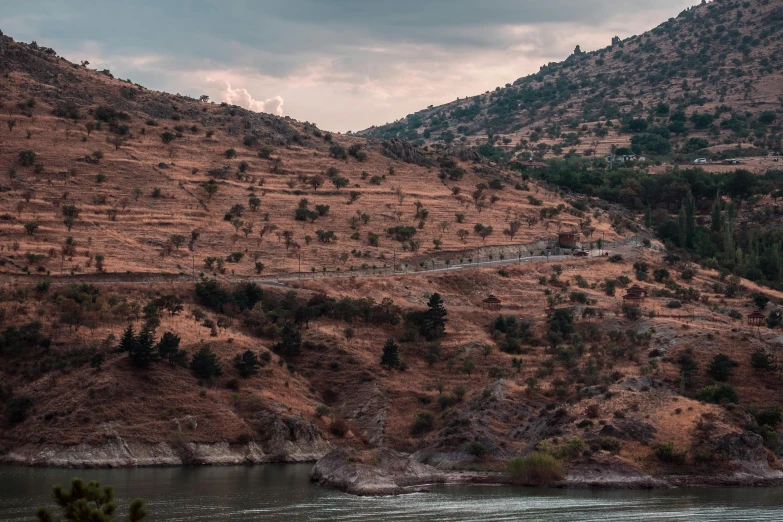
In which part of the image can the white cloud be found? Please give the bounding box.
[220,82,284,116]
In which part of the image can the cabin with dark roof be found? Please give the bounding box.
[482,294,502,311]
[748,310,766,327]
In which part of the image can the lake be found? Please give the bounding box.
[1,464,782,521]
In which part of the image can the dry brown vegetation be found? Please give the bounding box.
[1,25,783,480]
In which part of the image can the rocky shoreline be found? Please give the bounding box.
[0,436,331,468]
[308,447,783,496]
[3,441,782,494]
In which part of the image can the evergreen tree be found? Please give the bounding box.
[751,348,777,371]
[118,324,137,354]
[272,322,302,357]
[233,350,261,377]
[35,478,147,522]
[710,193,722,233]
[644,203,652,229]
[684,194,696,248]
[707,353,738,382]
[677,205,687,248]
[156,332,187,367]
[422,293,448,340]
[380,338,401,369]
[128,324,159,369]
[190,346,222,379]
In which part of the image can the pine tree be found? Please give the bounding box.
[677,205,687,248]
[156,332,187,367]
[190,346,222,379]
[35,478,147,522]
[272,322,302,357]
[233,350,261,377]
[380,338,401,369]
[422,293,448,340]
[129,324,159,369]
[644,203,652,229]
[118,324,137,354]
[710,192,722,232]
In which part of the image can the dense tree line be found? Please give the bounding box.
[529,160,783,289]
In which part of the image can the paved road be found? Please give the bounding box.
[4,247,621,288]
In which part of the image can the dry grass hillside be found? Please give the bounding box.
[362,0,783,162]
[1,23,783,482]
[1,242,782,478]
[0,32,621,281]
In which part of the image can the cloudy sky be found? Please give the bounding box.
[2,0,696,132]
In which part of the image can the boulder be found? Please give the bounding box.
[310,447,446,495]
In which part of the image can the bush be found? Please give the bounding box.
[329,418,349,437]
[329,143,347,159]
[655,442,686,463]
[597,436,623,452]
[507,453,564,485]
[707,353,738,381]
[622,304,641,320]
[18,150,36,166]
[190,346,223,379]
[315,404,331,418]
[750,348,777,371]
[410,412,434,437]
[696,383,739,404]
[466,440,489,457]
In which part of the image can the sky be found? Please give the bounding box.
[1,1,697,132]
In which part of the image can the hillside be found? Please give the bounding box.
[0,30,615,281]
[1,23,783,489]
[360,0,783,163]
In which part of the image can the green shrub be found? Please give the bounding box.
[597,436,623,453]
[696,383,739,404]
[556,437,585,459]
[655,442,686,463]
[410,412,434,437]
[507,453,564,485]
[466,440,489,457]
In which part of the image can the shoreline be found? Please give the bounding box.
[3,443,783,493]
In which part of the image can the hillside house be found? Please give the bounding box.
[558,232,579,248]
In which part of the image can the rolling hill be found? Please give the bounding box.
[360,0,783,162]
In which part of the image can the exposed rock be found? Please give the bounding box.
[599,420,657,444]
[564,455,669,489]
[254,411,332,462]
[310,447,447,495]
[617,376,652,391]
[337,382,389,447]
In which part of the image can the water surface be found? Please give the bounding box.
[1,464,782,521]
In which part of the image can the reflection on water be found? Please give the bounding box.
[1,464,782,521]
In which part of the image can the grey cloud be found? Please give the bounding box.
[0,0,695,130]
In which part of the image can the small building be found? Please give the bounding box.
[558,232,580,248]
[514,160,549,169]
[627,285,648,298]
[748,310,766,327]
[622,292,644,307]
[482,294,502,311]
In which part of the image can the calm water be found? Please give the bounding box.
[1,464,782,521]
